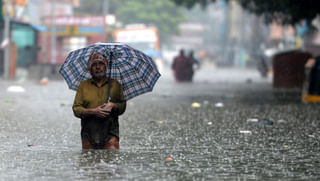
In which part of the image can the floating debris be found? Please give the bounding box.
[157,120,164,124]
[257,119,273,126]
[247,118,259,123]
[40,77,49,85]
[215,102,224,108]
[240,130,252,134]
[7,86,25,93]
[191,102,201,108]
[308,135,315,138]
[207,122,212,125]
[277,119,287,124]
[165,157,173,161]
[247,118,274,126]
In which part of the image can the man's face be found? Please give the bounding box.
[89,53,107,79]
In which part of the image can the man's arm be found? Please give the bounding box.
[72,83,85,118]
[115,82,126,115]
[114,101,126,115]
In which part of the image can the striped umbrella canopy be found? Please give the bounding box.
[59,43,161,100]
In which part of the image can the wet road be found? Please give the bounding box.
[0,67,319,180]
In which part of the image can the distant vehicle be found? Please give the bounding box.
[113,24,163,72]
[113,24,160,53]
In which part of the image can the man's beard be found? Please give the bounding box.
[92,71,105,80]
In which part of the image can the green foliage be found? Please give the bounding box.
[75,0,186,42]
[171,0,217,9]
[171,0,320,25]
[238,0,320,25]
[115,0,186,40]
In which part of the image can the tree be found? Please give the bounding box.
[115,0,186,41]
[171,0,320,26]
[170,0,216,9]
[237,0,320,26]
[75,0,186,42]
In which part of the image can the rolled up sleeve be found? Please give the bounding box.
[116,83,126,115]
[72,83,85,118]
[116,102,126,115]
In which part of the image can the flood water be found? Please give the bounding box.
[0,67,319,180]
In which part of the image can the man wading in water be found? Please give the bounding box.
[72,52,126,149]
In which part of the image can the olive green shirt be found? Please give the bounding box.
[72,78,126,118]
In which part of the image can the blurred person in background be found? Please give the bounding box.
[257,54,268,78]
[171,49,190,82]
[186,50,200,82]
[72,52,126,149]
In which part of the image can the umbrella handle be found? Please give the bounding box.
[106,52,113,103]
[106,79,112,103]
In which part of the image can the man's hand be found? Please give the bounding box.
[100,102,117,113]
[93,105,111,118]
[80,102,118,118]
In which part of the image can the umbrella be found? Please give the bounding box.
[59,42,161,100]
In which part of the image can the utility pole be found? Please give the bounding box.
[102,0,109,15]
[2,0,11,78]
[50,0,56,64]
[102,0,109,41]
[3,16,10,78]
